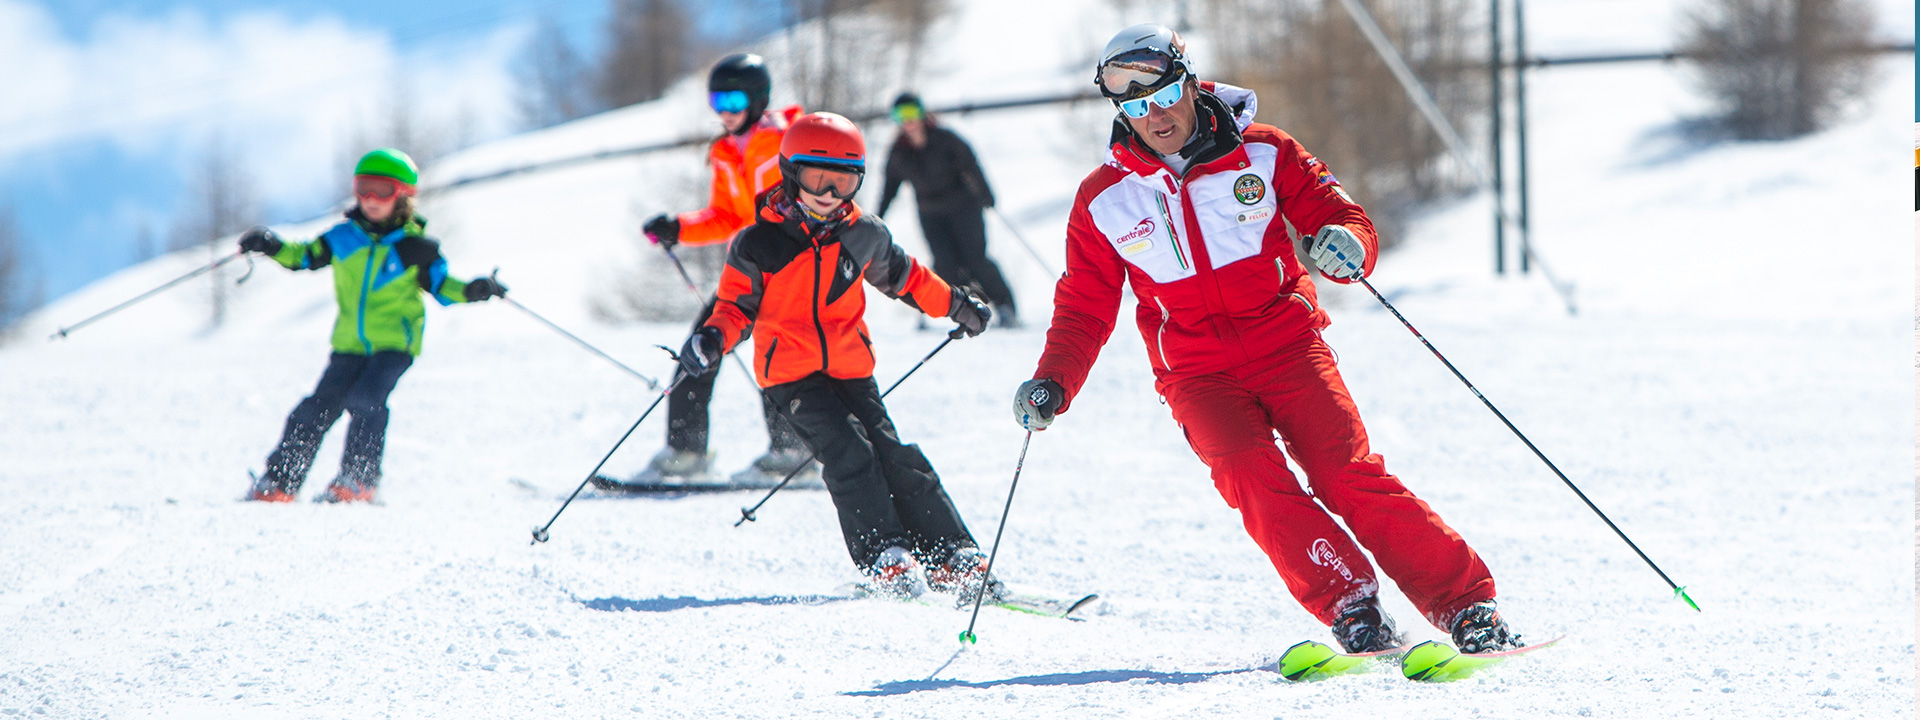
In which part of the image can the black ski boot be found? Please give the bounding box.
[1330,595,1402,653]
[1449,600,1523,654]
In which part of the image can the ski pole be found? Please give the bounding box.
[988,207,1059,278]
[659,245,764,389]
[733,327,966,527]
[1356,276,1699,612]
[959,429,1034,644]
[50,249,254,340]
[660,243,842,510]
[658,244,706,299]
[531,366,691,544]
[498,289,663,391]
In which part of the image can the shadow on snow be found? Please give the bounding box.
[578,594,855,613]
[843,667,1262,697]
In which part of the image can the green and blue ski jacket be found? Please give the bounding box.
[270,212,474,356]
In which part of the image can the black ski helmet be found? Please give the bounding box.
[709,53,772,134]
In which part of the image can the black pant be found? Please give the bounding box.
[764,374,976,569]
[667,295,806,455]
[262,351,413,490]
[919,207,1015,312]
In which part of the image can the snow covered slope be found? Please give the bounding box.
[1,0,1912,717]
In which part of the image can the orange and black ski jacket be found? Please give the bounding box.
[706,194,956,387]
[676,105,805,246]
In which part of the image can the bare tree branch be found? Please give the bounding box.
[515,17,601,130]
[1681,0,1876,139]
[1196,0,1483,247]
[600,0,698,109]
[170,134,257,329]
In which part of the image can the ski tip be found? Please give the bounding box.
[1282,639,1323,655]
[1399,640,1458,682]
[1276,640,1336,682]
[1062,593,1100,617]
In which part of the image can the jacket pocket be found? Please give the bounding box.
[762,336,780,379]
[856,330,874,361]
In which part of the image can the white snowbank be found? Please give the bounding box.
[1,0,1911,717]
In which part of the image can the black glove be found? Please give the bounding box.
[643,214,681,249]
[463,276,507,302]
[238,226,281,255]
[948,288,991,337]
[1012,378,1064,430]
[677,326,724,378]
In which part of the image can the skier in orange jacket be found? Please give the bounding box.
[677,112,995,597]
[635,53,814,488]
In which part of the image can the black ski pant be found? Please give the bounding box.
[263,351,412,490]
[919,207,1015,313]
[667,294,806,456]
[764,373,977,570]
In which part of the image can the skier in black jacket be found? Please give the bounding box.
[876,92,1019,328]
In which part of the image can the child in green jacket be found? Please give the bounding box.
[241,148,505,503]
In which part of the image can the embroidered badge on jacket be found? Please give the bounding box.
[1233,174,1266,205]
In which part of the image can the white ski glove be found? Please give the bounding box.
[1308,225,1367,281]
[1012,378,1064,431]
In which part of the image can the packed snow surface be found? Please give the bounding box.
[2,1,1912,717]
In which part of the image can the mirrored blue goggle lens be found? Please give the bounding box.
[1117,81,1184,118]
[709,90,750,113]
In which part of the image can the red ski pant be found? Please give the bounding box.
[1161,335,1495,629]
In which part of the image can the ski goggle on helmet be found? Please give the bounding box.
[791,163,863,200]
[1096,24,1194,117]
[352,175,412,201]
[709,90,751,114]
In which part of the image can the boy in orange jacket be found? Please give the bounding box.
[675,113,994,598]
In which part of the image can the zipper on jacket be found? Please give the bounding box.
[1153,296,1174,370]
[1154,194,1190,271]
[811,243,829,373]
[356,238,378,354]
[763,336,779,379]
[400,316,414,352]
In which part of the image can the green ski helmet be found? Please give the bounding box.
[353,148,419,187]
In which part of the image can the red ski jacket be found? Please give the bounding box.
[1034,85,1379,412]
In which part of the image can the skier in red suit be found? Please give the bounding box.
[1013,23,1524,655]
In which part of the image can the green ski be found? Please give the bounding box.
[1277,640,1408,681]
[1400,635,1564,681]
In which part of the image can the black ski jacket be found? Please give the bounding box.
[876,124,995,217]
